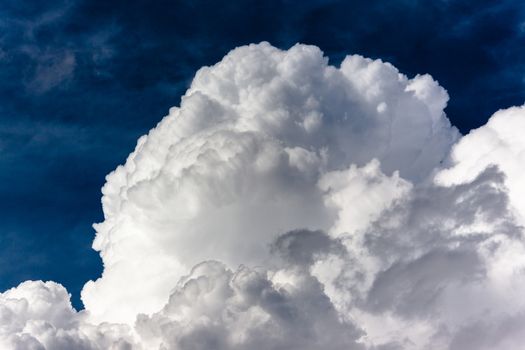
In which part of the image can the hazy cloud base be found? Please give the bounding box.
[1,43,525,349]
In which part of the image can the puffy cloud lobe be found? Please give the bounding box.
[0,281,135,349]
[319,159,412,237]
[436,105,525,223]
[314,165,525,349]
[2,42,525,349]
[136,258,364,350]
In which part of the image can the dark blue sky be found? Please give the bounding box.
[1,0,524,309]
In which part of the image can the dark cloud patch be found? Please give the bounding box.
[339,166,523,321]
[450,312,525,350]
[364,166,519,261]
[136,260,365,350]
[271,229,346,266]
[366,248,484,317]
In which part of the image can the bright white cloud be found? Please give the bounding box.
[82,42,458,324]
[2,42,525,350]
[436,105,525,223]
[0,281,135,349]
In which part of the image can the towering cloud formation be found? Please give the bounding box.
[1,43,525,349]
[82,42,458,324]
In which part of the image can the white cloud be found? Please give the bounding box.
[0,281,135,349]
[436,105,525,223]
[2,42,525,349]
[136,257,364,350]
[82,42,458,324]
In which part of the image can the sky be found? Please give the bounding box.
[2,1,525,349]
[2,0,525,310]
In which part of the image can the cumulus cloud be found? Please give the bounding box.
[2,42,525,349]
[82,42,458,324]
[436,105,525,223]
[314,165,525,349]
[0,281,135,349]
[136,257,364,350]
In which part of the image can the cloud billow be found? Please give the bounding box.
[1,42,525,349]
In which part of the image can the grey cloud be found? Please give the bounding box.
[364,166,519,261]
[271,229,346,266]
[365,248,484,317]
[136,261,364,350]
[449,312,525,350]
[314,165,525,348]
